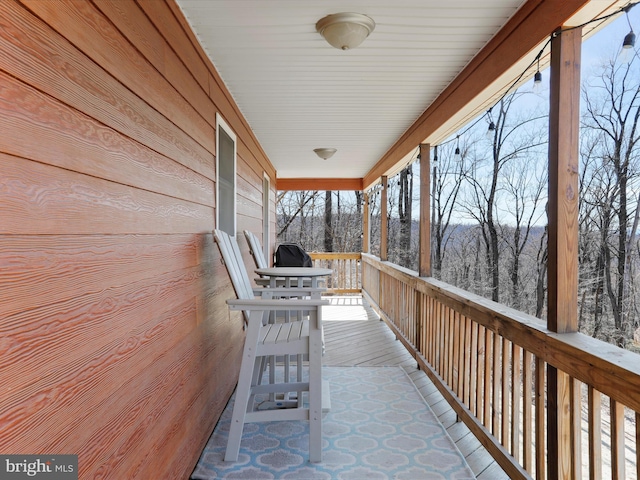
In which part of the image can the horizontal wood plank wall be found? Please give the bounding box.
[1,0,275,478]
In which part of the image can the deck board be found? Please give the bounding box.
[323,295,509,480]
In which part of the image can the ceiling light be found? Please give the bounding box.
[313,148,337,160]
[316,13,375,50]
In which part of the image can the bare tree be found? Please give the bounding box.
[324,191,333,252]
[500,149,547,311]
[461,93,547,303]
[368,188,382,257]
[582,54,640,347]
[431,144,465,277]
[355,191,363,252]
[578,130,617,337]
[398,165,413,268]
[277,191,320,241]
[535,226,548,319]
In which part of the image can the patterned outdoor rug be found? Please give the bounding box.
[191,366,476,479]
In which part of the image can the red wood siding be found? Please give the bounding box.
[0,0,275,478]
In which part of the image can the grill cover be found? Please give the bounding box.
[275,243,313,267]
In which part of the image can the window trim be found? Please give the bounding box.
[262,173,270,264]
[216,113,237,236]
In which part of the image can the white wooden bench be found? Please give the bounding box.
[244,229,269,269]
[214,229,329,463]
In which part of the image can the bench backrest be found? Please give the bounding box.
[244,230,269,269]
[213,229,254,301]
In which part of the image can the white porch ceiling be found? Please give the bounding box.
[175,0,624,182]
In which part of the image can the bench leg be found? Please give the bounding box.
[308,323,323,463]
[225,313,262,462]
[248,356,265,408]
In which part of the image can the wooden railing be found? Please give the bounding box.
[308,252,361,295]
[361,254,639,480]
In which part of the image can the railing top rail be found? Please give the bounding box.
[362,254,640,412]
[309,252,362,260]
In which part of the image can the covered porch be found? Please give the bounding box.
[196,250,639,479]
[2,0,639,479]
[193,252,640,479]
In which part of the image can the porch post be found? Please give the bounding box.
[380,176,388,261]
[419,144,431,277]
[362,192,370,253]
[547,26,581,480]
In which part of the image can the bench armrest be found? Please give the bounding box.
[251,286,326,297]
[227,298,328,310]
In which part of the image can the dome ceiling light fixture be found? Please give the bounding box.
[315,13,375,50]
[313,148,337,160]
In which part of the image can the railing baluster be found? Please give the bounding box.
[463,315,472,408]
[429,298,435,369]
[444,306,449,380]
[610,399,625,480]
[493,333,502,439]
[477,324,485,421]
[423,294,428,356]
[535,356,546,480]
[413,290,418,351]
[453,310,461,398]
[484,328,493,428]
[441,304,447,379]
[425,296,431,365]
[636,412,639,480]
[457,313,463,403]
[446,309,454,388]
[419,291,425,354]
[423,293,428,357]
[512,343,522,461]
[570,377,582,479]
[437,301,443,376]
[502,338,510,450]
[523,350,533,473]
[470,322,479,416]
[588,385,602,480]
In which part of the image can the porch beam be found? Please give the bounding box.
[546,25,581,480]
[419,143,431,277]
[380,176,388,261]
[276,177,363,191]
[363,0,590,189]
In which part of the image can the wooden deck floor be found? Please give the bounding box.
[322,295,510,480]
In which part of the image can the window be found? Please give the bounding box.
[263,174,270,263]
[216,114,236,236]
